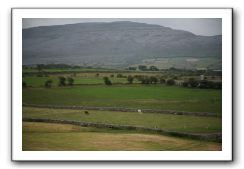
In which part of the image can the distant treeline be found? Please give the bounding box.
[23,64,81,69]
[23,64,222,77]
[127,66,221,75]
[23,64,113,70]
[127,65,159,71]
[133,75,221,89]
[100,75,221,89]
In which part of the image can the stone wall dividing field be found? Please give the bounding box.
[23,104,219,117]
[23,118,222,142]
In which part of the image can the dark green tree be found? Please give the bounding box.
[182,81,188,87]
[188,78,198,87]
[149,66,159,71]
[103,77,112,85]
[117,74,123,78]
[127,75,134,84]
[138,65,147,71]
[67,77,74,85]
[139,76,150,84]
[159,78,166,84]
[58,76,66,86]
[128,67,136,71]
[44,79,52,88]
[149,76,158,84]
[166,79,175,86]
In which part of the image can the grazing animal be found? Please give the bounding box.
[138,109,142,114]
[84,111,89,115]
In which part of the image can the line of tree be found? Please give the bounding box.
[134,75,162,84]
[166,79,175,85]
[58,76,74,86]
[182,78,221,89]
[117,74,127,78]
[127,67,137,71]
[36,64,83,70]
[138,65,159,71]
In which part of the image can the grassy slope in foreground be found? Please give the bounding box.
[23,107,221,133]
[23,85,222,114]
[23,122,221,151]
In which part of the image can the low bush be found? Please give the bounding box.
[44,80,52,88]
[103,77,112,85]
[166,79,175,86]
[67,77,74,85]
[58,76,66,86]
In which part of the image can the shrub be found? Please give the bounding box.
[149,66,159,71]
[127,75,134,84]
[182,81,189,87]
[188,78,198,87]
[58,76,66,86]
[166,79,175,85]
[44,80,52,88]
[117,74,124,78]
[159,78,166,84]
[198,80,221,89]
[128,67,137,71]
[138,65,147,71]
[103,77,112,85]
[149,76,158,84]
[67,77,74,85]
[141,76,151,84]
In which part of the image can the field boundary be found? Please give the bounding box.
[23,118,222,142]
[23,103,219,117]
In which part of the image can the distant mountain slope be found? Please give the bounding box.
[23,21,222,68]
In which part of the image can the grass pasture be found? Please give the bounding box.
[23,85,222,114]
[22,68,222,151]
[23,107,221,133]
[23,122,221,151]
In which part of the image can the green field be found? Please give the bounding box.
[23,85,222,114]
[23,122,221,151]
[22,68,222,151]
[23,107,221,133]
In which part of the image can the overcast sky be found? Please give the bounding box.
[23,18,222,36]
